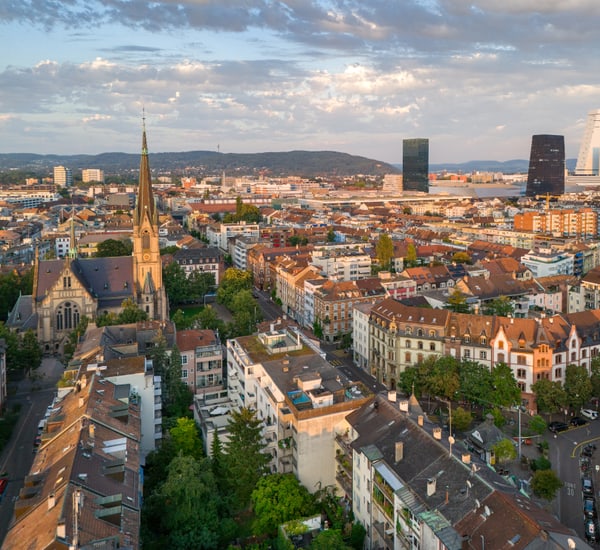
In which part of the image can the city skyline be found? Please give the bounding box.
[2,2,600,164]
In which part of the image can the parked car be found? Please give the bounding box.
[0,477,7,500]
[585,497,597,518]
[583,477,594,496]
[583,444,597,458]
[571,416,589,427]
[581,409,599,421]
[548,421,569,433]
[586,519,599,542]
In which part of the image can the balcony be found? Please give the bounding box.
[373,521,394,549]
[335,450,353,475]
[373,486,394,520]
[336,468,352,496]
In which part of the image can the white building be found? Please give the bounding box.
[54,165,73,187]
[310,244,371,281]
[82,168,105,183]
[520,248,573,278]
[206,221,260,252]
[352,302,374,369]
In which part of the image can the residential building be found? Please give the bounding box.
[403,138,429,193]
[172,246,224,285]
[513,208,597,238]
[226,326,372,489]
[3,373,142,549]
[525,134,565,197]
[310,244,372,281]
[247,244,312,290]
[520,247,574,278]
[177,329,224,396]
[206,221,260,252]
[53,165,73,187]
[81,168,105,183]
[352,302,375,369]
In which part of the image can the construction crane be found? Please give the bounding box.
[535,192,563,212]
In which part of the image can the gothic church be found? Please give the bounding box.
[8,124,168,353]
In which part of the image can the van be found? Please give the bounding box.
[37,419,46,434]
[581,409,599,421]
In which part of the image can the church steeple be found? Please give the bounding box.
[132,116,167,321]
[134,115,156,226]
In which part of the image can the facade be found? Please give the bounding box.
[53,165,73,187]
[226,327,371,490]
[172,246,224,285]
[206,221,260,252]
[525,134,565,197]
[402,138,429,193]
[513,208,597,238]
[310,244,372,281]
[81,168,105,183]
[177,329,224,396]
[520,247,574,278]
[575,109,600,176]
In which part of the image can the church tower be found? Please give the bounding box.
[133,120,167,320]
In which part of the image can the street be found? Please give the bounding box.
[0,357,64,546]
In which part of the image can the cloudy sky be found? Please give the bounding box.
[1,1,600,164]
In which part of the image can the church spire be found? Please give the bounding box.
[135,112,156,226]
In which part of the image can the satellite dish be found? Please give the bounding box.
[448,436,455,445]
[475,499,481,509]
[567,538,576,549]
[484,505,491,517]
[466,480,472,488]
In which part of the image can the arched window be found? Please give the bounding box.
[55,301,80,331]
[142,230,151,250]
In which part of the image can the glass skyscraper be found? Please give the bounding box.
[525,134,565,197]
[402,138,429,193]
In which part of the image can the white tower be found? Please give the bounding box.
[575,110,600,176]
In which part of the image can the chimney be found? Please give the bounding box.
[388,390,397,402]
[78,397,85,408]
[417,415,424,426]
[395,441,404,462]
[433,427,442,440]
[48,493,56,510]
[427,478,436,496]
[399,400,409,412]
[56,520,66,539]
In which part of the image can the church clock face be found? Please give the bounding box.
[143,253,150,261]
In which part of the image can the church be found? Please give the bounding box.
[8,124,168,353]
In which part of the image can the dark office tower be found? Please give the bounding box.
[525,134,565,197]
[403,138,429,193]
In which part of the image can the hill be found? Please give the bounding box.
[0,150,398,177]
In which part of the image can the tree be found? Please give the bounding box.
[531,468,563,500]
[251,474,315,535]
[95,238,133,257]
[591,357,600,400]
[163,261,190,306]
[164,344,193,419]
[348,523,367,550]
[118,298,148,324]
[528,415,547,436]
[145,454,221,549]
[492,438,517,463]
[169,417,203,459]
[451,251,471,264]
[426,356,460,400]
[405,242,418,268]
[490,362,520,407]
[532,379,567,416]
[19,330,42,374]
[446,289,470,313]
[310,529,351,550]
[224,407,271,511]
[217,268,253,309]
[458,360,493,405]
[193,305,226,336]
[483,296,514,317]
[564,364,592,411]
[375,233,394,271]
[188,271,215,302]
[327,227,336,242]
[452,406,473,432]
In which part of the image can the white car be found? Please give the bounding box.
[581,409,599,421]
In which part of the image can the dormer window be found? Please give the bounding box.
[464,334,470,344]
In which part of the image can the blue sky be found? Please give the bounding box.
[2,1,600,164]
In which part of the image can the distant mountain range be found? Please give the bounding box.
[0,151,577,177]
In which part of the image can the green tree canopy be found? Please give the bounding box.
[564,363,592,411]
[446,288,470,313]
[169,417,203,459]
[531,468,563,500]
[375,233,394,271]
[163,261,190,306]
[251,474,315,536]
[310,529,352,550]
[224,407,271,512]
[217,268,253,309]
[490,362,520,407]
[452,406,473,432]
[405,242,418,268]
[95,238,133,257]
[483,296,514,317]
[451,251,472,264]
[458,361,493,405]
[532,379,567,415]
[492,438,517,463]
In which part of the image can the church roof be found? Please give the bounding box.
[134,123,156,226]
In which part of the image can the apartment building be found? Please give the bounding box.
[310,244,372,281]
[247,244,312,290]
[177,329,224,396]
[514,208,597,238]
[172,246,224,285]
[520,248,574,278]
[4,374,142,549]
[226,327,372,490]
[206,221,260,252]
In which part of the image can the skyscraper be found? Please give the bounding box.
[402,138,429,193]
[525,134,565,197]
[575,110,600,176]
